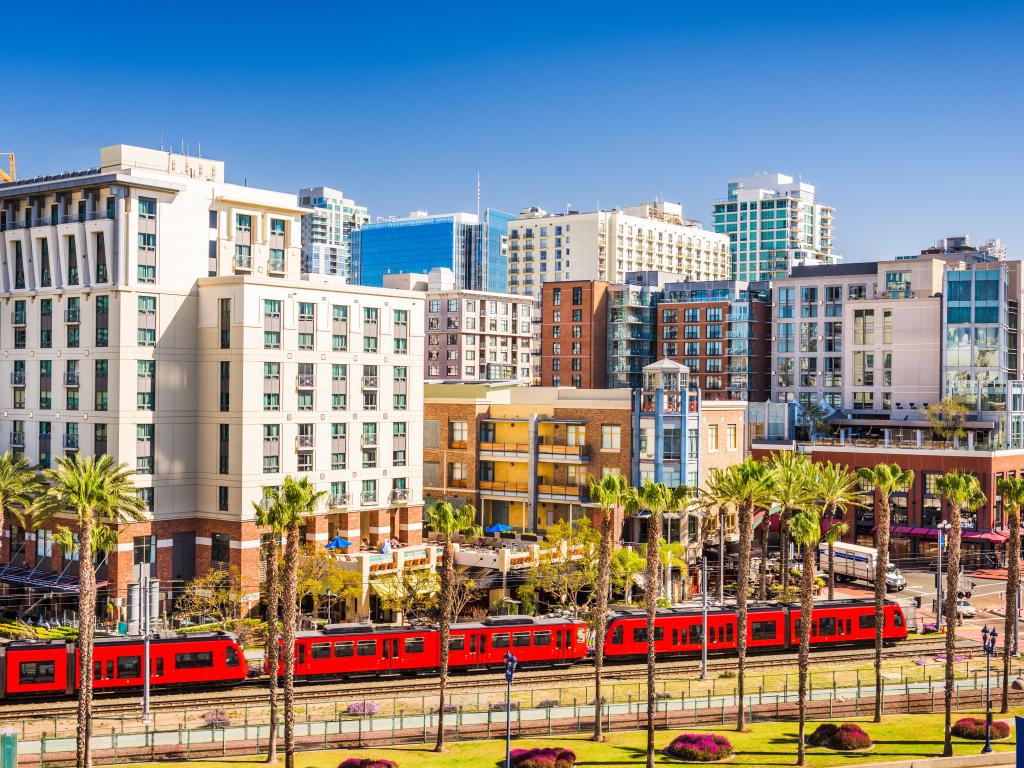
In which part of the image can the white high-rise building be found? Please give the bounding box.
[0,146,423,617]
[506,202,730,300]
[713,173,837,281]
[298,186,369,283]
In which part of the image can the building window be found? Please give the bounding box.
[218,486,229,512]
[133,536,156,566]
[211,534,231,569]
[601,425,621,450]
[727,424,737,450]
[449,421,468,448]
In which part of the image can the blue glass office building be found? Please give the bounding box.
[353,209,512,292]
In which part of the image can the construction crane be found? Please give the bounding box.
[0,153,15,183]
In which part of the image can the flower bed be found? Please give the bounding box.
[807,723,872,751]
[508,747,576,768]
[203,709,230,729]
[338,760,398,768]
[345,701,381,717]
[952,717,1010,741]
[663,733,734,762]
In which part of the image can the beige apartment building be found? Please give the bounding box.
[0,145,424,618]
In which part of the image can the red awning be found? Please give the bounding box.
[963,530,1009,543]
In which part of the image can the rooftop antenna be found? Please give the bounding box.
[566,202,571,214]
[159,130,164,151]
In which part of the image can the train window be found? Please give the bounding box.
[859,615,875,630]
[117,656,141,679]
[311,643,332,660]
[688,625,702,645]
[751,621,776,641]
[811,622,817,637]
[175,652,214,669]
[672,628,679,645]
[449,635,464,651]
[334,641,354,658]
[633,627,664,643]
[726,625,734,642]
[94,661,102,679]
[534,631,551,646]
[226,646,240,667]
[154,658,164,676]
[894,611,904,627]
[493,633,510,648]
[107,660,114,678]
[611,626,623,644]
[819,617,836,636]
[846,620,852,635]
[576,627,586,645]
[405,638,425,654]
[512,632,531,648]
[20,661,55,684]
[357,641,376,657]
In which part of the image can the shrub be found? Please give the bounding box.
[952,717,1010,741]
[203,709,230,729]
[491,700,520,712]
[338,760,399,768]
[508,747,576,768]
[664,733,734,762]
[345,701,381,717]
[808,722,872,750]
[537,699,559,709]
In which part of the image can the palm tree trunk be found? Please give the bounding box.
[1002,507,1020,714]
[592,509,614,741]
[77,514,95,768]
[943,504,963,757]
[797,542,814,766]
[435,540,453,752]
[736,502,752,732]
[645,512,659,768]
[780,513,790,598]
[827,538,836,601]
[758,518,769,601]
[265,538,280,763]
[874,498,890,723]
[283,526,299,768]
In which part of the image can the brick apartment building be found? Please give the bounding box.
[540,281,609,388]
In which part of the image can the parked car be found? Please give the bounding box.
[956,598,976,618]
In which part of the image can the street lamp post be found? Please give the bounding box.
[504,651,517,768]
[980,625,998,754]
[700,556,708,680]
[936,521,951,633]
[719,507,726,606]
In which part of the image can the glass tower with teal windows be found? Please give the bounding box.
[353,209,511,292]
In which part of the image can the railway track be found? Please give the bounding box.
[0,635,964,721]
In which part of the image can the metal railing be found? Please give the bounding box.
[478,480,529,495]
[64,372,80,386]
[65,308,80,323]
[390,488,410,504]
[296,435,314,449]
[360,434,378,447]
[10,372,25,385]
[296,374,315,388]
[9,432,24,448]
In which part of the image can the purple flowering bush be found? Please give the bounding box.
[338,760,398,768]
[345,701,381,717]
[952,717,1010,740]
[808,723,872,750]
[203,709,230,729]
[508,746,576,768]
[664,733,734,761]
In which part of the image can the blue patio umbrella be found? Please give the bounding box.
[325,536,353,550]
[485,523,514,534]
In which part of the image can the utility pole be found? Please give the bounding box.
[141,570,151,720]
[719,507,725,606]
[936,521,950,633]
[701,557,708,680]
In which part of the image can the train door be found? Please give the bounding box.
[380,636,400,673]
[468,631,488,667]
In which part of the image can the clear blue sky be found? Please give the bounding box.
[4,1,1022,261]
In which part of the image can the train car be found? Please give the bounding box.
[286,616,587,679]
[786,599,907,647]
[0,631,247,698]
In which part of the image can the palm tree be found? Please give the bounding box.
[426,501,479,752]
[935,471,985,757]
[997,476,1024,714]
[629,479,672,768]
[815,462,864,601]
[611,546,645,603]
[34,455,145,768]
[0,452,41,564]
[767,452,816,600]
[789,486,824,767]
[757,504,771,601]
[663,484,693,602]
[702,461,772,731]
[857,462,913,723]
[586,472,627,741]
[253,490,287,763]
[274,476,326,768]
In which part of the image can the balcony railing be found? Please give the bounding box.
[448,440,468,449]
[64,372,80,386]
[86,210,113,222]
[329,493,352,508]
[10,312,25,325]
[361,376,378,389]
[390,488,410,504]
[10,372,25,386]
[538,444,589,460]
[361,490,377,505]
[234,254,253,270]
[361,434,378,447]
[480,442,530,455]
[268,256,286,273]
[63,434,79,450]
[9,432,24,448]
[479,480,529,495]
[296,374,315,389]
[296,434,314,449]
[64,308,80,323]
[537,483,584,500]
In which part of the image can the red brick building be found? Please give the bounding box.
[540,280,608,388]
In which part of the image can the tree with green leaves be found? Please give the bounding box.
[767,452,817,600]
[372,568,440,623]
[34,455,145,768]
[935,471,985,756]
[702,460,773,731]
[856,462,913,723]
[815,462,864,601]
[271,477,326,768]
[611,546,645,603]
[587,471,627,742]
[925,397,969,445]
[254,491,286,763]
[997,475,1024,714]
[0,452,41,564]
[519,517,598,616]
[662,485,693,603]
[173,566,244,625]
[627,479,673,768]
[426,501,480,752]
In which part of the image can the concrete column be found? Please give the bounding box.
[654,388,665,484]
[397,505,423,545]
[366,509,390,547]
[337,510,361,553]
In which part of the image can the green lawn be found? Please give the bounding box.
[133,711,1021,767]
